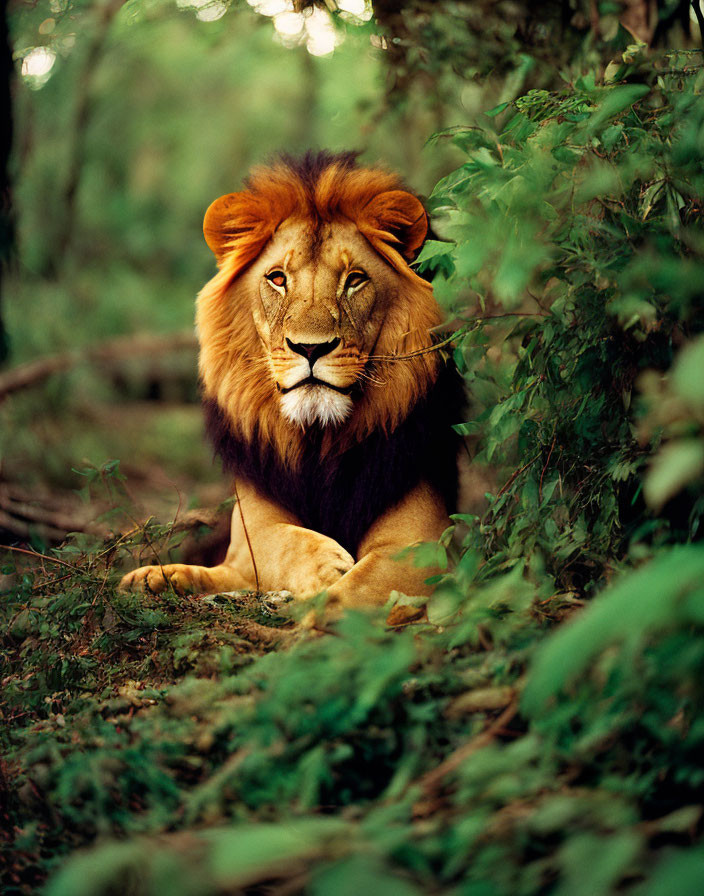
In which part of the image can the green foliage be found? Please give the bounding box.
[5,541,704,894]
[419,55,704,592]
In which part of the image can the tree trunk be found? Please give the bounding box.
[51,0,122,272]
[0,0,14,364]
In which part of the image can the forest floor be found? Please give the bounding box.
[1,386,702,896]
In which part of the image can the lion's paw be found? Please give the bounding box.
[282,533,355,596]
[119,564,200,596]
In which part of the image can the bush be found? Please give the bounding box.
[417,52,704,595]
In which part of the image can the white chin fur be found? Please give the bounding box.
[280,385,353,428]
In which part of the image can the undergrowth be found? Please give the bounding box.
[2,50,704,896]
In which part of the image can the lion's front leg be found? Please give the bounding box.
[224,481,354,595]
[121,479,354,598]
[324,483,449,613]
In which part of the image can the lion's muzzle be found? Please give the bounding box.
[274,337,358,427]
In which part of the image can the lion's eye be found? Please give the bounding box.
[266,270,287,289]
[345,271,368,291]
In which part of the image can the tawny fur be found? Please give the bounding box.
[197,158,441,468]
[121,153,458,614]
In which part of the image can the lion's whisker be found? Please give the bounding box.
[357,369,387,386]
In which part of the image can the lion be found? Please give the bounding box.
[120,151,463,610]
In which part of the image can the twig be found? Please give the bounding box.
[31,572,76,593]
[233,478,259,592]
[495,454,541,500]
[369,311,546,363]
[416,700,519,802]
[538,433,557,503]
[368,325,473,363]
[0,543,83,572]
[469,312,547,320]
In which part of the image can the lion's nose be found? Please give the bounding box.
[286,338,340,364]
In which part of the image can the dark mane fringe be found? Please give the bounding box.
[204,361,464,557]
[272,150,360,192]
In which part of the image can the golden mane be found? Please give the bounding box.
[196,154,442,468]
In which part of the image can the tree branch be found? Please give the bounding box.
[693,1,704,48]
[0,329,196,403]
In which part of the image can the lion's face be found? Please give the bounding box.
[243,217,402,427]
[197,154,443,463]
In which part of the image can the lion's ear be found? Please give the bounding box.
[203,192,273,267]
[361,190,428,261]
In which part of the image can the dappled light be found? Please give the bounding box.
[247,0,293,17]
[20,45,56,87]
[303,6,341,55]
[338,0,372,18]
[177,0,229,22]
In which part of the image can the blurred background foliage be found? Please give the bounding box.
[2,1,704,895]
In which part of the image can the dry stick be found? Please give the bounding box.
[0,508,68,544]
[0,330,197,403]
[369,312,544,363]
[91,549,117,607]
[538,433,557,504]
[495,454,541,500]
[233,477,260,592]
[31,572,76,593]
[161,481,186,564]
[417,700,519,800]
[368,325,472,362]
[126,514,172,582]
[0,543,83,572]
[0,491,105,536]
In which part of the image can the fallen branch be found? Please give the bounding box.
[0,543,84,572]
[0,485,106,535]
[0,329,197,403]
[0,480,109,544]
[0,471,225,546]
[413,700,519,817]
[0,508,69,544]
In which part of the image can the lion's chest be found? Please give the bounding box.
[204,363,463,557]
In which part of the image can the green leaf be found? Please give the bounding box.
[413,239,455,266]
[641,848,704,896]
[644,440,704,510]
[427,586,464,626]
[485,101,509,118]
[554,831,641,896]
[46,821,351,896]
[408,542,448,570]
[312,856,423,896]
[672,336,704,407]
[586,84,651,134]
[522,547,704,714]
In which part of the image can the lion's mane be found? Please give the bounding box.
[197,152,463,553]
[197,152,450,461]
